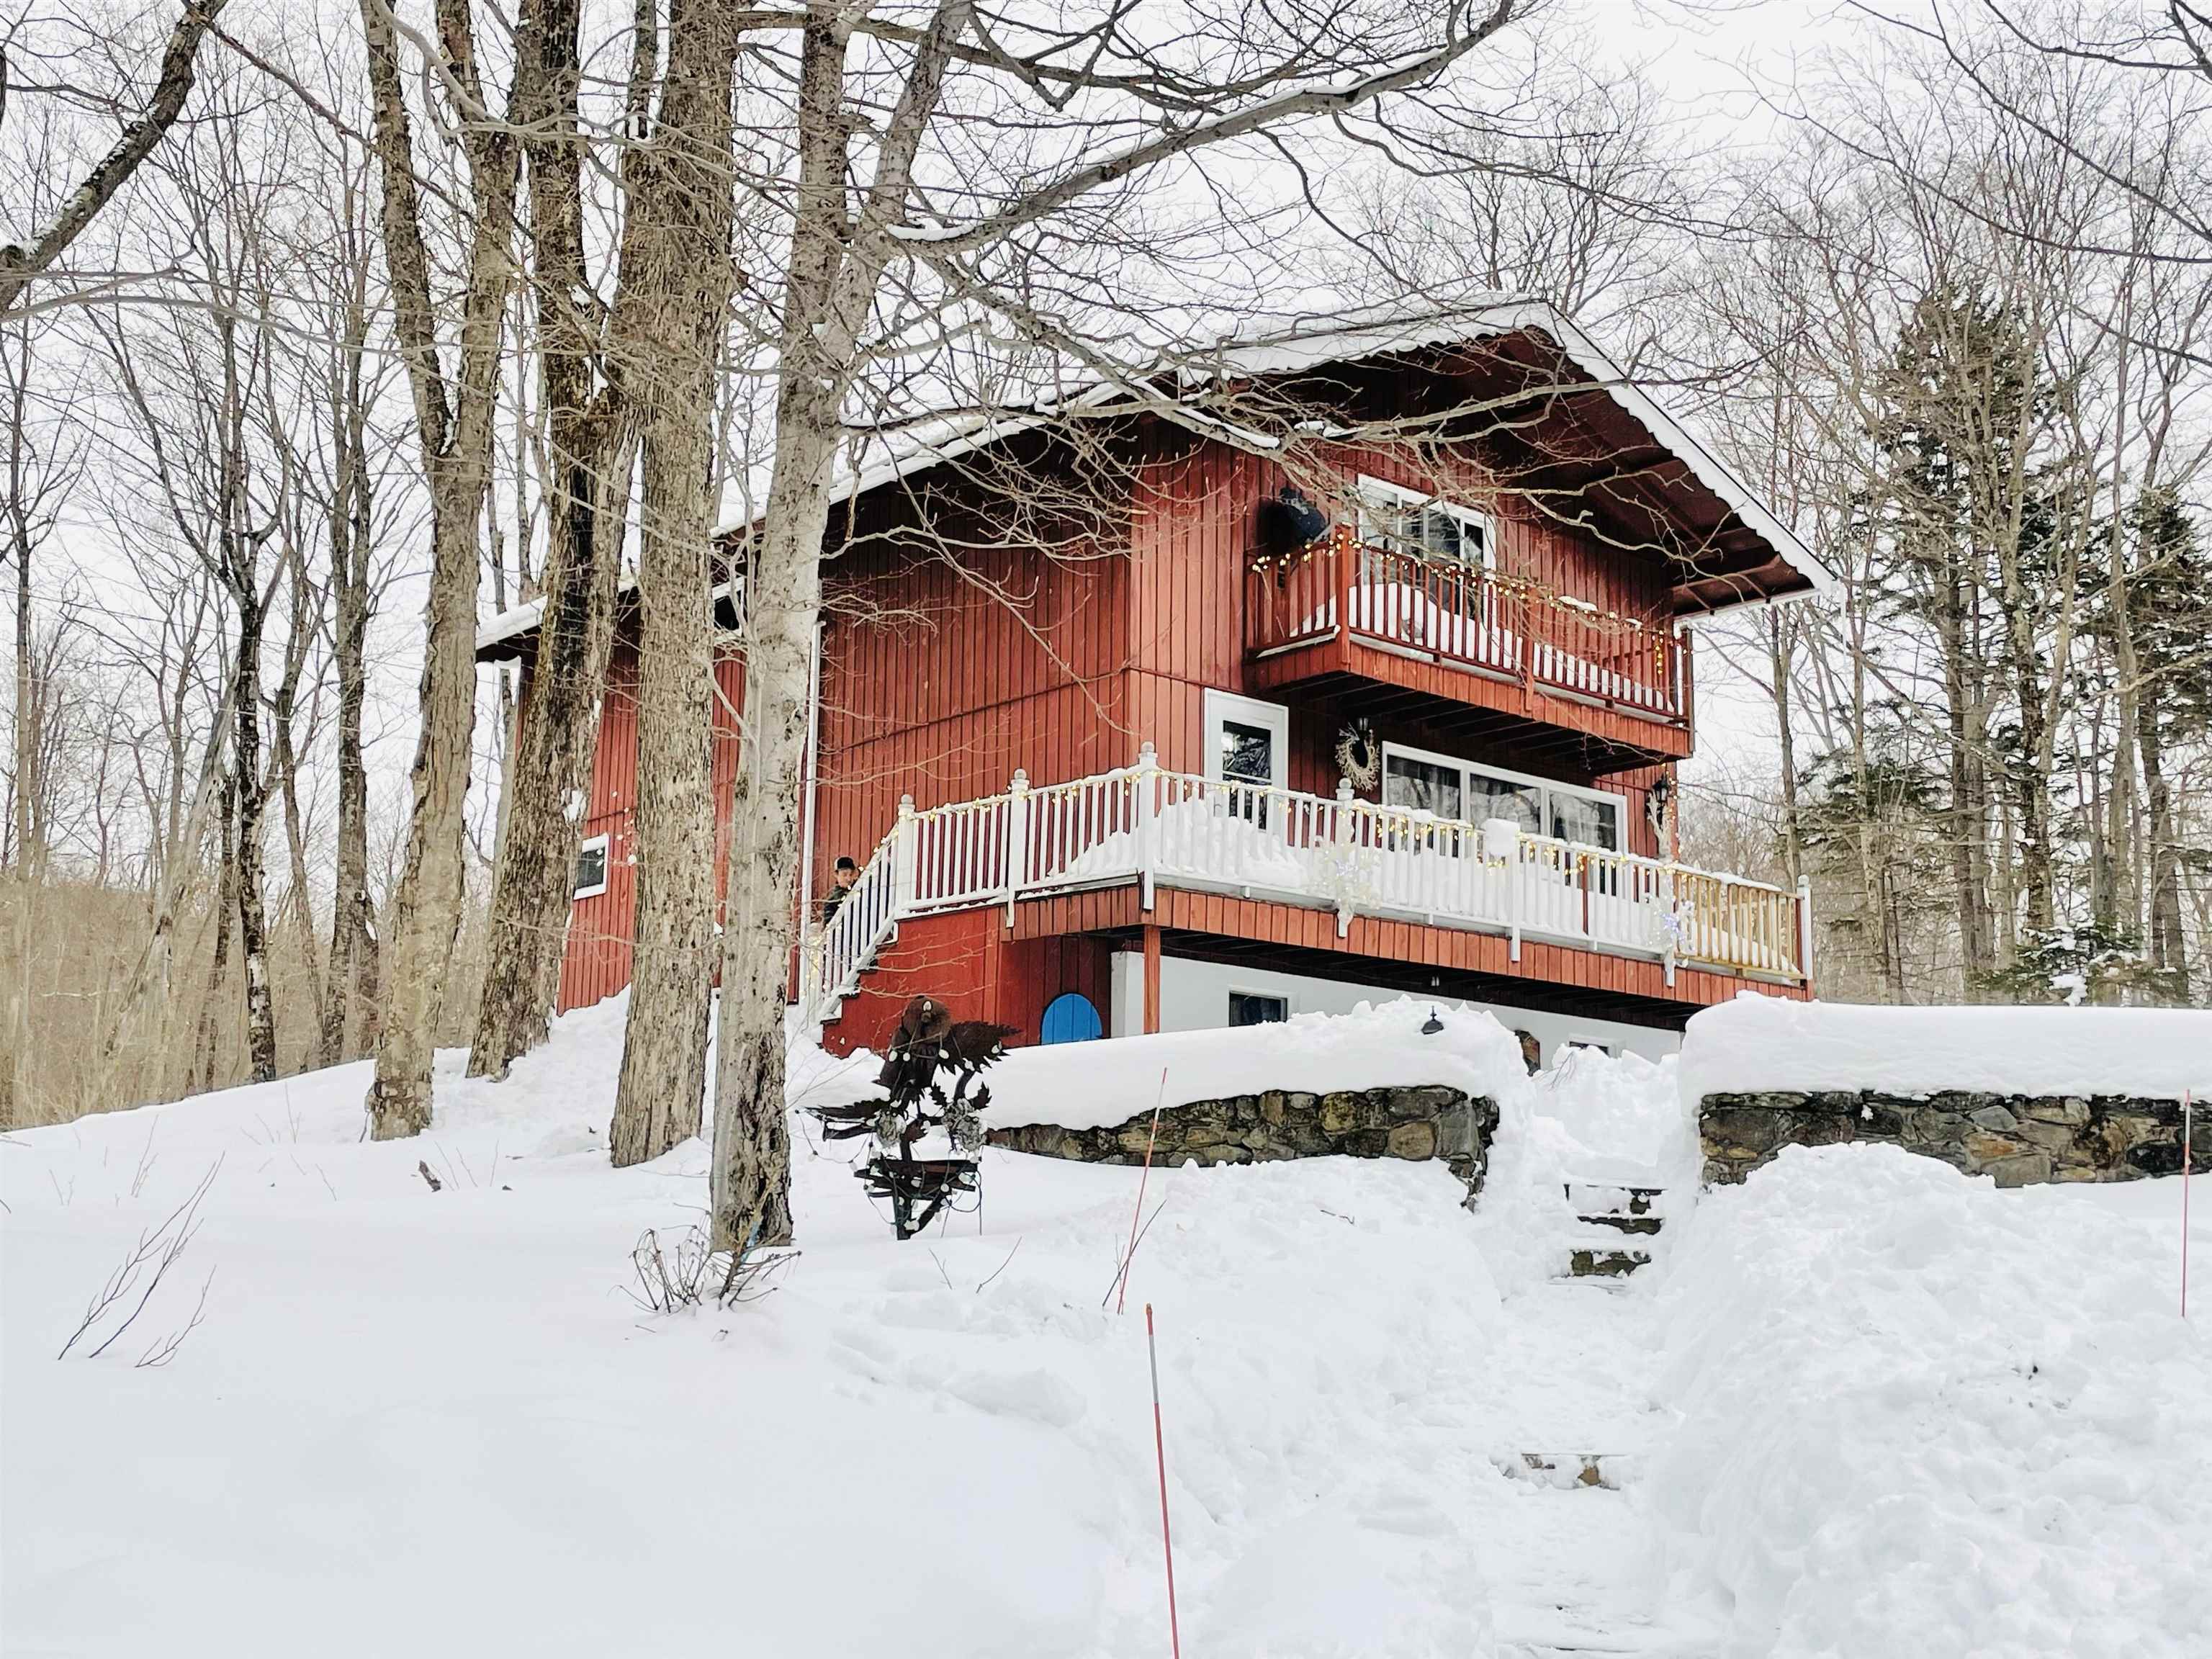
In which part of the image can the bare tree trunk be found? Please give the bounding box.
[358,0,529,1138]
[472,0,634,1079]
[229,574,277,1082]
[323,302,379,1064]
[711,2,968,1248]
[271,550,325,1059]
[0,0,230,317]
[196,773,238,1094]
[607,0,742,1164]
[2139,707,2188,997]
[1935,582,1993,989]
[1769,608,1802,888]
[12,482,32,876]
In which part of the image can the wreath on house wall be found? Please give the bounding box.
[1334,718,1380,795]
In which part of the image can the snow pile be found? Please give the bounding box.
[3,999,1530,1658]
[978,997,1535,1134]
[1680,992,2212,1103]
[1650,1144,2212,1658]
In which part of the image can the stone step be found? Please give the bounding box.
[1577,1211,1663,1236]
[1568,1246,1650,1279]
[1499,1451,1641,1491]
[1563,1180,1664,1218]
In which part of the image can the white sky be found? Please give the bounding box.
[27,0,1894,855]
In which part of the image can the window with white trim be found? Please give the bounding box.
[573,833,610,901]
[1380,742,1624,853]
[1355,475,1495,570]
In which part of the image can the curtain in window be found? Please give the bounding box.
[1467,773,1541,832]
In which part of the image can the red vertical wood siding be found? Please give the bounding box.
[558,640,642,1012]
[817,907,1116,1058]
[554,402,1706,1018]
[806,524,1135,914]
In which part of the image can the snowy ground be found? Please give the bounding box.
[4,997,2209,1658]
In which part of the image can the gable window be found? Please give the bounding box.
[1380,742,1624,853]
[574,833,610,901]
[1355,475,1495,570]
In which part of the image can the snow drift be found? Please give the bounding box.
[1651,1143,2212,1658]
[1680,992,2212,1104]
[6,997,2208,1657]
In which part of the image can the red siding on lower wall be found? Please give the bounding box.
[817,909,1115,1058]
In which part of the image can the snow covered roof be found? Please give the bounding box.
[479,300,1830,655]
[1210,298,1836,604]
[705,297,1833,602]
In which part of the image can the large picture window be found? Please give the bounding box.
[1380,742,1623,852]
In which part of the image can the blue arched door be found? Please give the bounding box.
[1040,992,1102,1045]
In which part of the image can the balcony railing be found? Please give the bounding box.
[1244,528,1691,724]
[801,749,1809,1024]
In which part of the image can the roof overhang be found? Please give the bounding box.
[478,300,1832,657]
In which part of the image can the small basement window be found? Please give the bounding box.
[574,833,610,901]
[1228,992,1289,1028]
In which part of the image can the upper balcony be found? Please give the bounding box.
[1243,527,1694,763]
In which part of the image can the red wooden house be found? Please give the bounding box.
[478,302,1830,1066]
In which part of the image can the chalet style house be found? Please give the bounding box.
[477,302,1830,1066]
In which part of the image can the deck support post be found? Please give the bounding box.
[1797,874,1815,997]
[1334,778,1355,938]
[1142,923,1162,1035]
[1506,832,1523,963]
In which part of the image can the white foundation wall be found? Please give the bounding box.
[1107,950,1683,1068]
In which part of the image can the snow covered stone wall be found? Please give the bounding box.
[989,1084,1501,1198]
[1683,995,2212,1188]
[1700,1088,2206,1188]
[977,1000,1527,1200]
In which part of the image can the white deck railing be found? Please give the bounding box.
[801,746,1811,1024]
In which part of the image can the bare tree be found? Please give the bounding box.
[0,0,230,317]
[356,0,536,1138]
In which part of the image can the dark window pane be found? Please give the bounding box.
[575,839,608,896]
[1220,719,1274,783]
[1384,755,1461,819]
[1228,992,1288,1027]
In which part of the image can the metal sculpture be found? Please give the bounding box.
[808,997,1017,1239]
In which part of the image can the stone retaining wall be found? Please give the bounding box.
[1701,1089,2208,1188]
[989,1085,1500,1201]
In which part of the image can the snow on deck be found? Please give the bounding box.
[1680,992,2212,1103]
